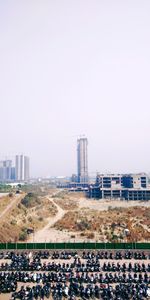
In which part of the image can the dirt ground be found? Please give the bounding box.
[27,196,65,243]
[0,193,8,197]
[1,190,150,243]
[77,197,150,210]
[26,192,150,243]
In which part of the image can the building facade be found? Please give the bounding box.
[15,155,30,181]
[77,137,88,183]
[88,173,150,201]
[0,160,15,182]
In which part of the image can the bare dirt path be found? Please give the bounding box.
[0,194,24,220]
[28,195,65,243]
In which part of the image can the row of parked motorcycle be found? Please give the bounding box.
[0,270,150,288]
[0,250,150,299]
[10,282,150,300]
[1,258,150,272]
[0,250,149,260]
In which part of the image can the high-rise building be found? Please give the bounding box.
[0,160,13,182]
[24,156,30,181]
[0,161,4,182]
[77,137,88,183]
[3,160,12,181]
[15,155,30,181]
[11,167,16,181]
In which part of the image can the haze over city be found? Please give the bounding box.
[0,0,150,177]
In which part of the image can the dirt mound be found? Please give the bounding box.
[0,195,58,243]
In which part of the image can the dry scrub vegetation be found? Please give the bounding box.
[54,197,78,210]
[1,189,150,243]
[52,191,85,210]
[0,193,57,242]
[0,194,12,214]
[54,205,150,242]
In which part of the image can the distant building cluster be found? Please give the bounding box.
[2,136,149,202]
[88,173,150,201]
[0,160,15,182]
[0,155,29,183]
[68,136,150,201]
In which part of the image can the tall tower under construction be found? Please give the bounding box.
[77,137,88,183]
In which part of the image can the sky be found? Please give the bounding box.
[0,0,150,177]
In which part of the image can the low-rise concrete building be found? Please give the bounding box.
[88,173,150,200]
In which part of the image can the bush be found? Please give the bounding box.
[80,232,85,236]
[9,193,13,197]
[77,219,90,231]
[10,219,17,225]
[87,232,95,239]
[70,235,75,239]
[21,193,41,208]
[0,184,12,192]
[19,230,27,241]
[111,234,118,241]
[111,222,116,229]
[28,216,33,222]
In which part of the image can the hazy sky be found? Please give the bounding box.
[0,0,150,177]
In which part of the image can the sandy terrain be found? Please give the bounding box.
[0,193,8,197]
[0,194,23,220]
[26,192,150,243]
[27,193,94,243]
[77,197,150,210]
[27,196,65,243]
[0,189,148,243]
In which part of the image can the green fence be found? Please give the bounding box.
[0,242,150,250]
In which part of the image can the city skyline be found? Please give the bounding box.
[0,141,150,179]
[0,1,150,177]
[0,154,29,182]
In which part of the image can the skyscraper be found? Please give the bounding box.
[24,156,30,181]
[0,160,13,182]
[3,160,12,181]
[15,155,30,181]
[77,137,88,183]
